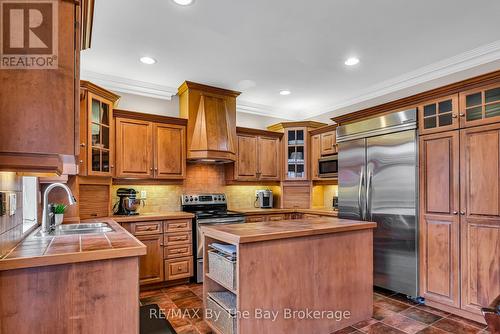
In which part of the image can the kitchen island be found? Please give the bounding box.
[201,217,376,334]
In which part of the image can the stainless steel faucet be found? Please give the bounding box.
[42,183,77,233]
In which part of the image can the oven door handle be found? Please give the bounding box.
[197,218,246,224]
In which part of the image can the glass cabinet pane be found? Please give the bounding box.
[101,103,109,125]
[296,130,304,144]
[438,100,452,113]
[485,87,500,104]
[423,104,436,117]
[439,114,452,126]
[485,103,500,118]
[102,126,109,149]
[288,130,296,145]
[424,117,436,129]
[466,93,481,107]
[91,124,101,146]
[91,99,100,123]
[91,149,101,172]
[466,106,482,121]
[102,151,110,172]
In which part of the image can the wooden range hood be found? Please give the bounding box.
[178,81,241,162]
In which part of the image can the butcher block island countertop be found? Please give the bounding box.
[0,219,146,334]
[201,217,376,334]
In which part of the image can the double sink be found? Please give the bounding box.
[33,222,114,238]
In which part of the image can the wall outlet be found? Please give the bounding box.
[8,193,16,216]
[140,190,147,199]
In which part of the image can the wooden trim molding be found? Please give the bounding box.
[267,121,327,132]
[113,109,188,126]
[331,69,500,125]
[0,153,63,175]
[309,124,338,135]
[177,81,241,97]
[236,127,283,138]
[80,80,121,103]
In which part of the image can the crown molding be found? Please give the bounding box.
[236,100,293,120]
[80,70,177,100]
[306,39,500,119]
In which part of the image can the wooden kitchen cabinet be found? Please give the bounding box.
[137,234,164,285]
[79,81,120,176]
[320,130,337,156]
[418,122,500,323]
[115,118,153,178]
[114,110,187,180]
[311,134,321,180]
[460,123,500,315]
[229,128,282,181]
[0,0,80,173]
[418,94,459,135]
[459,83,500,128]
[122,218,193,286]
[419,131,460,308]
[154,123,186,179]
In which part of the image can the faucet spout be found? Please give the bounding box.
[42,183,77,233]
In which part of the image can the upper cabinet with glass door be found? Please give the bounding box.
[459,83,500,128]
[267,121,327,181]
[79,81,121,177]
[418,94,459,135]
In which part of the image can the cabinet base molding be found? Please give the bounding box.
[424,300,486,325]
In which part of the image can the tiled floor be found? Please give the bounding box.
[139,284,492,334]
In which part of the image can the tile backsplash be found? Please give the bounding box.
[111,163,283,213]
[0,172,24,257]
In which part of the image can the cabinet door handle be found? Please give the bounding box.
[453,211,458,215]
[150,167,153,171]
[459,113,465,117]
[460,211,466,215]
[80,143,86,147]
[452,114,458,119]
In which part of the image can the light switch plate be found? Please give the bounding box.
[140,190,147,199]
[9,193,16,216]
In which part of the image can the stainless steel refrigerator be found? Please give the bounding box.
[337,109,419,297]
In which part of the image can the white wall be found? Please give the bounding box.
[114,92,289,130]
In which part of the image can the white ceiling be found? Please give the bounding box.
[81,0,500,121]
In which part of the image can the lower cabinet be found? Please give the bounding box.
[137,234,164,285]
[122,218,193,285]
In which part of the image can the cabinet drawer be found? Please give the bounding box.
[165,257,193,280]
[267,214,285,221]
[164,244,192,259]
[246,215,266,223]
[164,219,192,233]
[164,231,191,245]
[132,221,163,235]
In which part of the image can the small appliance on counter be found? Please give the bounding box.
[113,188,144,216]
[255,189,273,208]
[333,196,339,210]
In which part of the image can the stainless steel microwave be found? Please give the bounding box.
[318,154,338,178]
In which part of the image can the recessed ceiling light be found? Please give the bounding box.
[173,0,193,5]
[140,56,156,65]
[345,57,360,66]
[279,90,291,96]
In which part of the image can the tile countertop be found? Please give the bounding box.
[201,217,375,244]
[231,207,339,217]
[0,219,146,271]
[112,211,194,223]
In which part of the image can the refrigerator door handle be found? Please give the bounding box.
[366,168,372,220]
[358,166,365,220]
